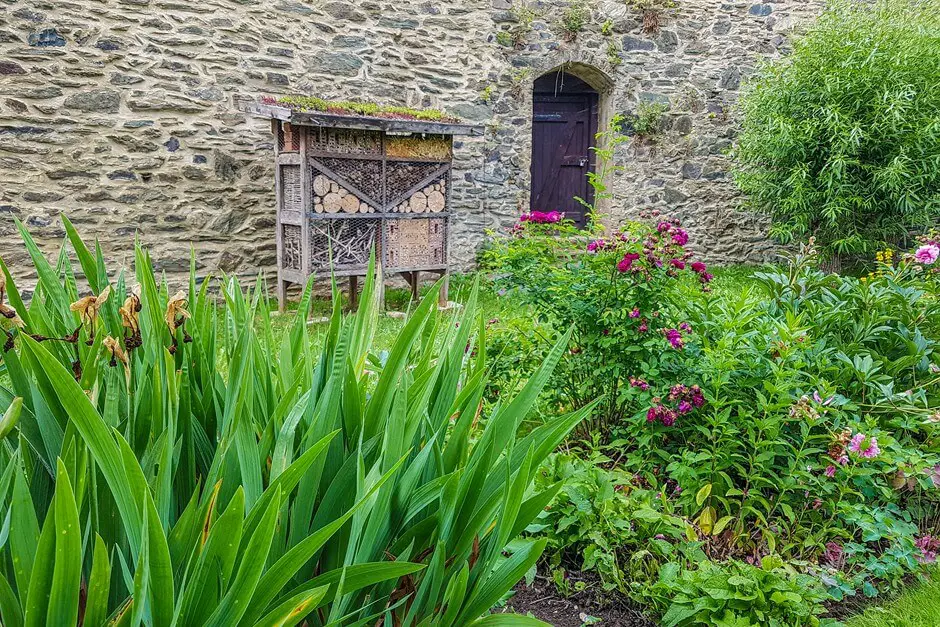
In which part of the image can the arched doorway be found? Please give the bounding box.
[530,70,599,228]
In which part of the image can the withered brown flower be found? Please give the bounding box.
[165,290,190,334]
[70,285,111,339]
[103,335,130,377]
[119,292,141,335]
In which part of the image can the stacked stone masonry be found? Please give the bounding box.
[0,0,824,286]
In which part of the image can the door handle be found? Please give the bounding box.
[579,157,588,168]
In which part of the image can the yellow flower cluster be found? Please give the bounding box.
[875,249,894,265]
[862,249,895,282]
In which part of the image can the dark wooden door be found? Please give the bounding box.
[530,94,598,227]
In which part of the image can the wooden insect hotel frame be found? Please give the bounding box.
[242,101,483,311]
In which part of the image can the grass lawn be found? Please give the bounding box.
[846,572,940,626]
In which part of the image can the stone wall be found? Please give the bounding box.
[0,0,823,287]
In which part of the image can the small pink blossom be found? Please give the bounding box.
[813,390,834,406]
[825,465,836,477]
[663,328,684,349]
[520,210,563,224]
[630,307,641,318]
[861,437,880,458]
[671,229,689,246]
[915,244,940,265]
[848,433,865,454]
[617,253,641,273]
[587,239,606,253]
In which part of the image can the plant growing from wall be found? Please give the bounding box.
[607,41,623,67]
[628,0,677,34]
[632,100,669,142]
[508,67,532,100]
[496,2,539,49]
[601,18,615,36]
[733,0,940,263]
[560,1,590,41]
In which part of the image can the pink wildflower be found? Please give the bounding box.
[690,261,707,274]
[861,437,880,458]
[825,465,836,478]
[678,400,692,414]
[638,322,648,333]
[848,433,865,454]
[617,253,641,273]
[630,307,641,318]
[669,258,685,270]
[915,244,940,265]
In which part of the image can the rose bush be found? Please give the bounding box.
[482,213,710,438]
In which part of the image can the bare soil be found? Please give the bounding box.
[499,575,657,627]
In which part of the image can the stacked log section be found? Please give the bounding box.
[312,173,375,214]
[394,180,447,213]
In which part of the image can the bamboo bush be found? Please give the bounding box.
[0,216,591,626]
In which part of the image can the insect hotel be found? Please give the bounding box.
[241,100,484,311]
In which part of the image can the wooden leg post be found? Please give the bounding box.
[438,271,449,309]
[378,267,386,311]
[277,278,286,314]
[348,275,358,310]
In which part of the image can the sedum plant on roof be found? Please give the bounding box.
[262,95,461,123]
[0,216,589,626]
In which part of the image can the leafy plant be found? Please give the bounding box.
[560,1,590,40]
[733,0,940,260]
[650,559,838,626]
[496,3,539,49]
[0,217,589,625]
[606,41,623,67]
[632,100,669,140]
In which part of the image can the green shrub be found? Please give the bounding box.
[733,0,940,259]
[0,216,587,625]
